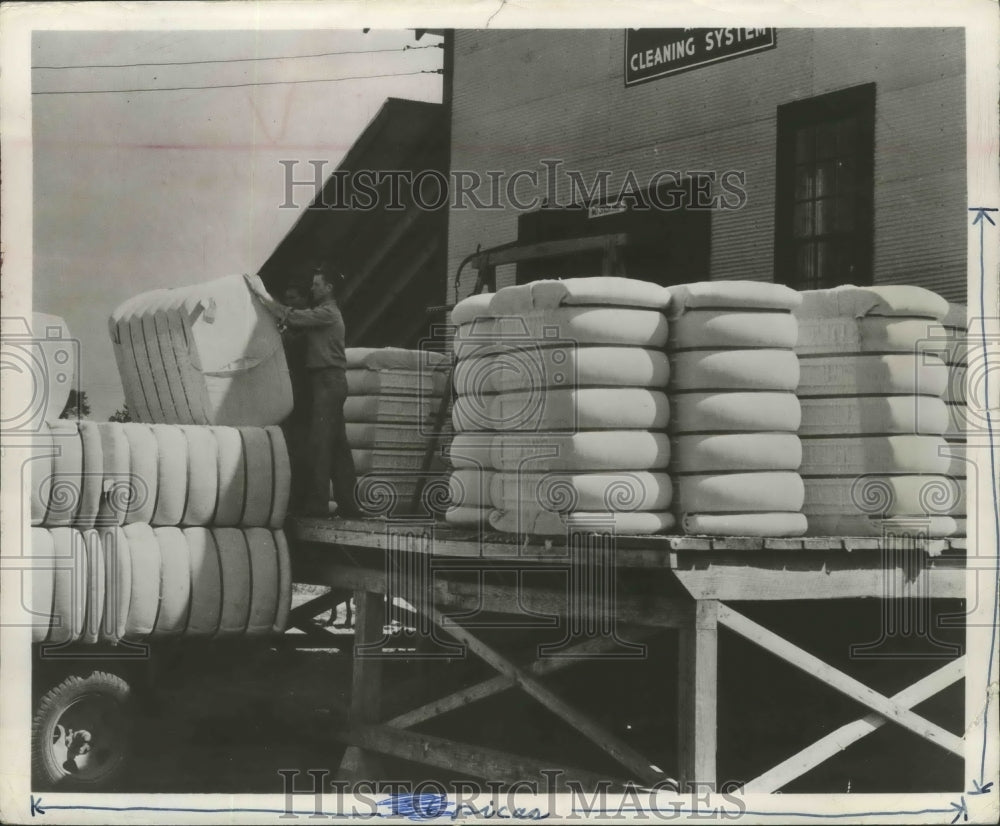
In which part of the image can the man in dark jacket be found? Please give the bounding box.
[248,269,359,518]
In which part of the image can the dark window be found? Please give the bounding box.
[775,83,875,289]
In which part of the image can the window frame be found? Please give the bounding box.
[774,82,876,289]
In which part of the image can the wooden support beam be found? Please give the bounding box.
[677,600,718,793]
[292,518,965,556]
[440,578,691,629]
[288,590,342,624]
[717,604,965,757]
[352,591,385,722]
[669,563,964,601]
[387,628,658,729]
[428,607,670,787]
[338,591,385,783]
[292,560,691,629]
[336,724,626,790]
[744,657,965,793]
[472,233,631,269]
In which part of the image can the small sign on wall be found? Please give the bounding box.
[625,28,776,86]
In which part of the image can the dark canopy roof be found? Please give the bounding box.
[259,98,448,349]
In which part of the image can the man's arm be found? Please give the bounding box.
[243,273,337,327]
[281,303,339,328]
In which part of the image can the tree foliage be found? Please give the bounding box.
[59,389,91,420]
[108,404,132,423]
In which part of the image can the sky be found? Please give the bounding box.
[29,27,443,419]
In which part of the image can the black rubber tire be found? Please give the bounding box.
[32,671,132,789]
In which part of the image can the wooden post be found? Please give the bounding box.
[677,599,718,793]
[337,590,384,782]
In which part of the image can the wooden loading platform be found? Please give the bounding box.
[287,516,967,794]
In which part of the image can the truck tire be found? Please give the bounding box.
[32,671,132,789]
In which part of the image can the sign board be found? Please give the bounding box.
[587,202,628,219]
[625,28,776,86]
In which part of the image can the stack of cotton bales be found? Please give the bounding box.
[446,293,499,527]
[31,525,292,644]
[29,421,292,644]
[109,275,292,426]
[794,286,960,536]
[450,278,675,536]
[665,282,806,536]
[345,347,451,514]
[941,303,968,535]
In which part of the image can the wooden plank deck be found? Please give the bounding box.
[289,515,967,601]
[291,515,962,557]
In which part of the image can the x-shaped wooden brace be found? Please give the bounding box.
[416,604,674,788]
[336,586,677,790]
[717,604,965,793]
